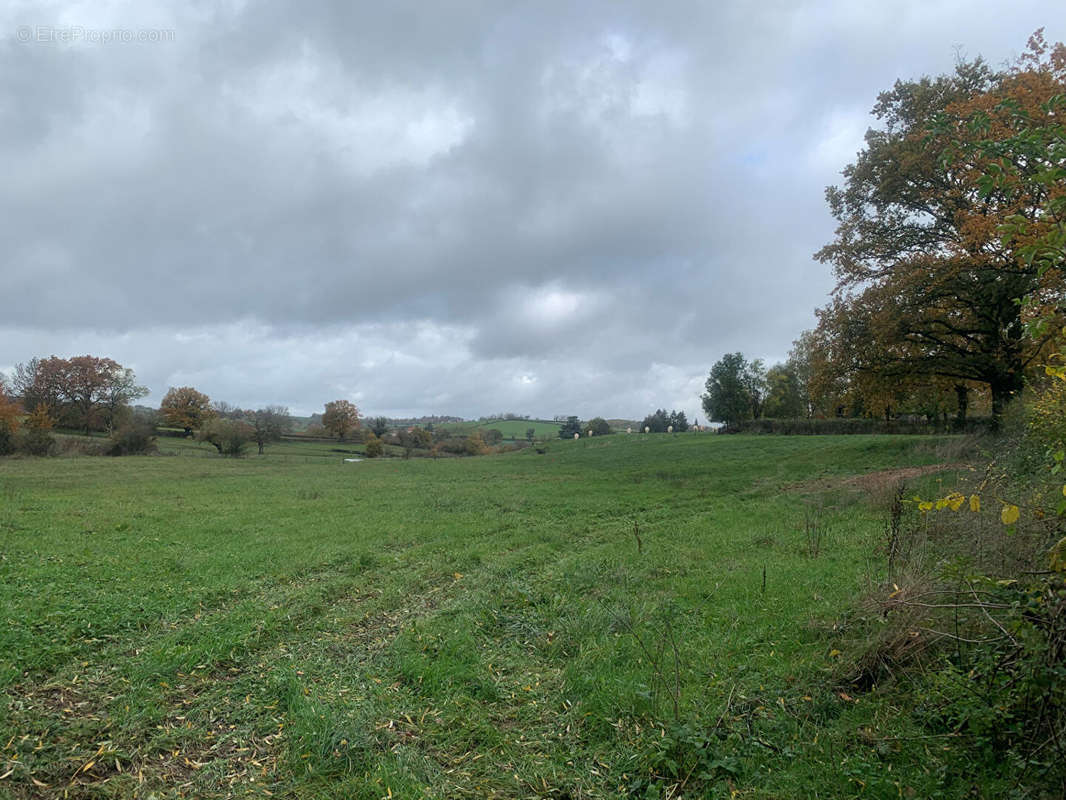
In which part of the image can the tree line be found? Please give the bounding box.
[705,32,1066,430]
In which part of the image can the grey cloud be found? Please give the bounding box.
[0,1,1060,417]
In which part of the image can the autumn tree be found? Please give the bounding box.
[815,46,1066,425]
[942,31,1066,321]
[12,355,147,434]
[65,356,148,435]
[13,357,67,421]
[0,377,19,455]
[322,400,360,440]
[161,386,215,436]
[20,405,56,456]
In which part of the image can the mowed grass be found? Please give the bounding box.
[0,434,969,798]
[435,419,561,440]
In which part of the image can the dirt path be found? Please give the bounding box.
[786,463,968,494]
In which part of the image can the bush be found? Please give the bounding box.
[463,433,488,455]
[0,423,15,456]
[586,417,611,436]
[829,416,1066,793]
[197,418,254,457]
[57,437,107,456]
[719,417,997,435]
[641,409,688,433]
[18,428,56,456]
[364,434,384,458]
[108,422,158,456]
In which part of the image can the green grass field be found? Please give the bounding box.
[0,434,986,798]
[436,419,561,440]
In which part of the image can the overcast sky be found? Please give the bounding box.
[0,2,1059,419]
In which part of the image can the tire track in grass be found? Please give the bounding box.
[0,542,495,798]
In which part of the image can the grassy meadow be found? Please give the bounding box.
[434,419,562,440]
[1,433,989,798]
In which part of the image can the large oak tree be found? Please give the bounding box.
[161,386,215,436]
[815,44,1066,424]
[13,355,147,434]
[322,400,360,441]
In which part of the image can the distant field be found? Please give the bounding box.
[1,434,990,798]
[437,418,561,439]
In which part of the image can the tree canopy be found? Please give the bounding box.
[13,355,147,434]
[702,354,765,425]
[244,406,292,455]
[814,43,1066,423]
[161,386,215,435]
[323,400,360,440]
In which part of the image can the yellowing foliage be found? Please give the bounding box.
[1001,504,1021,526]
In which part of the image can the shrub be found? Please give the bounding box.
[829,414,1066,793]
[481,428,504,445]
[18,428,56,456]
[586,417,611,436]
[17,405,56,456]
[197,418,254,457]
[719,417,996,435]
[57,437,107,456]
[0,425,14,456]
[364,434,384,458]
[463,433,488,455]
[108,421,158,456]
[640,409,688,433]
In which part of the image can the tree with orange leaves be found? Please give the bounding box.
[322,400,360,441]
[0,376,20,455]
[939,30,1066,319]
[160,386,215,436]
[815,38,1066,426]
[13,355,148,434]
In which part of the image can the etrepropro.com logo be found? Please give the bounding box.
[15,25,175,44]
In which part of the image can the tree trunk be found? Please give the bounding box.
[954,384,969,430]
[989,383,1013,431]
[258,441,264,455]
